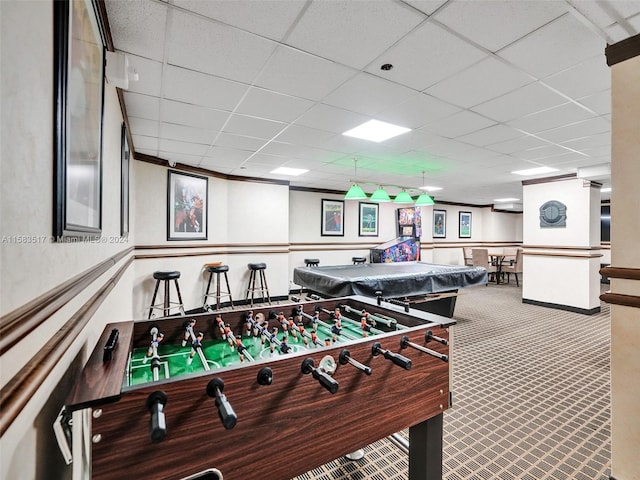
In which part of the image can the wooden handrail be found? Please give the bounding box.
[600,292,640,309]
[600,267,640,280]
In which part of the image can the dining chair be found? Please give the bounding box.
[463,246,474,266]
[502,248,523,286]
[472,248,497,282]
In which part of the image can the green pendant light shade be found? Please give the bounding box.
[345,184,368,200]
[415,192,435,206]
[370,187,391,202]
[394,190,414,204]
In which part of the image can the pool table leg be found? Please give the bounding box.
[408,412,443,480]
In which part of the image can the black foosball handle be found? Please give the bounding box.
[371,342,412,370]
[425,329,448,345]
[257,367,273,386]
[103,328,119,362]
[339,349,372,375]
[207,378,237,430]
[146,391,168,443]
[301,358,339,394]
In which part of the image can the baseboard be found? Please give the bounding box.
[522,298,601,315]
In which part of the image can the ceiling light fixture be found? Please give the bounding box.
[414,171,435,206]
[344,158,368,200]
[493,197,520,202]
[342,119,411,143]
[370,186,391,203]
[394,190,414,204]
[511,166,559,176]
[270,166,309,176]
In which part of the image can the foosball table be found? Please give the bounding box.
[65,295,453,480]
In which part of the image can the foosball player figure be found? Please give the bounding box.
[331,320,342,342]
[244,310,254,337]
[187,332,204,365]
[277,312,287,332]
[287,317,298,339]
[182,319,197,347]
[280,336,291,354]
[324,338,332,346]
[361,317,371,337]
[223,323,234,350]
[269,327,279,354]
[310,330,319,347]
[144,332,164,363]
[215,314,225,335]
[311,313,319,332]
[333,307,343,325]
[235,337,247,363]
[298,322,309,347]
[260,321,270,346]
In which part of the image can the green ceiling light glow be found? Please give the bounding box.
[370,187,391,203]
[345,184,368,200]
[344,157,367,200]
[394,190,413,204]
[415,192,435,206]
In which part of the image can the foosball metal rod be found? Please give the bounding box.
[150,327,161,382]
[400,335,448,362]
[315,308,359,341]
[206,378,237,430]
[189,329,211,371]
[426,329,448,345]
[297,311,332,346]
[301,358,339,394]
[339,304,396,329]
[371,342,412,370]
[339,349,372,375]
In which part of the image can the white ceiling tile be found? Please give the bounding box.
[161,123,216,145]
[604,23,634,43]
[132,135,159,152]
[105,0,167,61]
[376,92,462,130]
[543,55,611,100]
[365,22,486,90]
[561,132,610,150]
[457,124,524,147]
[498,13,605,79]
[471,82,567,122]
[239,153,288,167]
[322,73,415,117]
[128,117,159,137]
[260,142,343,162]
[516,144,575,161]
[273,125,336,148]
[536,151,591,165]
[422,110,496,138]
[568,0,640,29]
[235,87,315,123]
[405,0,449,16]
[425,56,533,108]
[163,65,248,110]
[160,99,229,130]
[507,102,596,134]
[321,132,379,153]
[577,90,611,115]
[123,92,160,121]
[222,114,286,139]
[296,104,369,134]
[213,133,266,151]
[158,138,209,156]
[486,135,549,154]
[434,0,568,52]
[254,46,357,101]
[157,151,204,165]
[534,116,611,144]
[285,0,425,69]
[172,0,307,41]
[167,11,277,84]
[123,54,163,97]
[203,146,254,164]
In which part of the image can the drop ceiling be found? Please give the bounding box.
[105,0,640,205]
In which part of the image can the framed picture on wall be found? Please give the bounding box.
[321,199,344,236]
[167,170,208,241]
[459,211,472,238]
[359,202,379,237]
[433,209,446,238]
[120,123,130,237]
[53,0,106,239]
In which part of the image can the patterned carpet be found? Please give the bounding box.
[293,280,612,480]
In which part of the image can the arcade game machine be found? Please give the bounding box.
[370,207,421,263]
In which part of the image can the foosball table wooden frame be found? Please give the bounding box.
[66,295,453,480]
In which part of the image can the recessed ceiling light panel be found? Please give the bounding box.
[342,119,411,143]
[511,166,559,176]
[270,167,309,176]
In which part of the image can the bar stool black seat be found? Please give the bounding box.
[148,271,185,318]
[304,258,320,267]
[352,257,367,265]
[203,264,233,311]
[246,263,271,306]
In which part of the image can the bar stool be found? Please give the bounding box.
[352,257,367,265]
[304,258,320,267]
[203,264,233,311]
[148,271,185,319]
[246,263,271,306]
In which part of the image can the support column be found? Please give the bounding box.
[521,176,602,314]
[605,34,640,480]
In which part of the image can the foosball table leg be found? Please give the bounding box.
[408,412,443,480]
